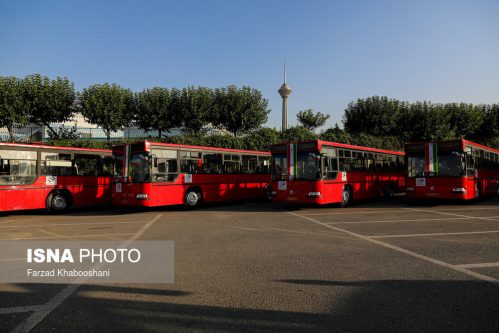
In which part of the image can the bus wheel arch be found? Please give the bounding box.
[184,187,203,208]
[384,181,396,198]
[340,184,353,208]
[47,190,72,212]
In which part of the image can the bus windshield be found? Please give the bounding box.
[130,152,150,182]
[115,155,124,177]
[296,152,321,181]
[407,150,465,177]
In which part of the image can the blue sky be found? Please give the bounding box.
[1,0,498,129]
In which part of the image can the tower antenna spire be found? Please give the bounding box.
[284,60,287,83]
[278,60,292,131]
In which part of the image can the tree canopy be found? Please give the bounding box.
[23,74,76,139]
[296,109,330,131]
[212,85,270,136]
[0,76,28,142]
[79,83,134,140]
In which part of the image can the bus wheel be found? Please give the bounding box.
[47,192,69,212]
[184,189,202,208]
[340,186,352,208]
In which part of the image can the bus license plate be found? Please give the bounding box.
[287,197,298,201]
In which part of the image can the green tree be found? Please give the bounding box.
[280,126,317,142]
[180,86,214,135]
[407,101,453,141]
[135,87,180,138]
[320,124,353,144]
[0,76,28,142]
[296,109,330,131]
[213,85,270,136]
[242,127,280,151]
[79,83,134,141]
[23,74,76,139]
[343,96,407,136]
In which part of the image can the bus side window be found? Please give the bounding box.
[41,153,72,176]
[73,154,101,176]
[203,153,223,173]
[324,157,338,179]
[257,156,270,174]
[101,157,114,176]
[153,158,178,182]
[242,155,258,174]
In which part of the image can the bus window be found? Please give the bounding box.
[203,153,223,173]
[41,153,73,176]
[180,151,202,174]
[257,156,270,174]
[242,155,258,174]
[151,149,178,182]
[74,154,102,176]
[0,150,37,185]
[466,148,474,177]
[271,154,287,180]
[324,157,338,179]
[223,154,241,174]
[101,156,114,176]
[339,157,351,171]
[129,153,150,182]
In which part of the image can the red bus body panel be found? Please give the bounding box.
[272,173,404,204]
[405,139,499,200]
[113,174,269,207]
[0,176,112,212]
[0,143,112,212]
[112,141,271,207]
[271,140,405,205]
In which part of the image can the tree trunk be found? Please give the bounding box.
[106,129,111,141]
[158,129,162,138]
[45,123,59,140]
[7,125,14,142]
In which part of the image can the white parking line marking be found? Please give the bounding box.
[287,211,499,285]
[456,262,499,269]
[324,217,480,225]
[0,305,44,315]
[370,230,499,238]
[300,210,411,216]
[236,226,355,240]
[405,207,499,222]
[0,220,150,229]
[0,233,136,241]
[438,207,499,212]
[10,213,164,333]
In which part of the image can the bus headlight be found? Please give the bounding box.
[307,192,321,197]
[452,187,466,193]
[406,187,415,192]
[135,194,149,200]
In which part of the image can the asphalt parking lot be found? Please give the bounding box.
[1,197,498,333]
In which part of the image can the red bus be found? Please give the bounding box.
[270,140,405,206]
[0,142,113,212]
[112,141,271,208]
[405,139,499,200]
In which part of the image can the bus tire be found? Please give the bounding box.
[47,191,70,212]
[340,185,352,208]
[184,188,202,208]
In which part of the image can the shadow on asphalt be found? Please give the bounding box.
[1,196,498,218]
[2,279,498,332]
